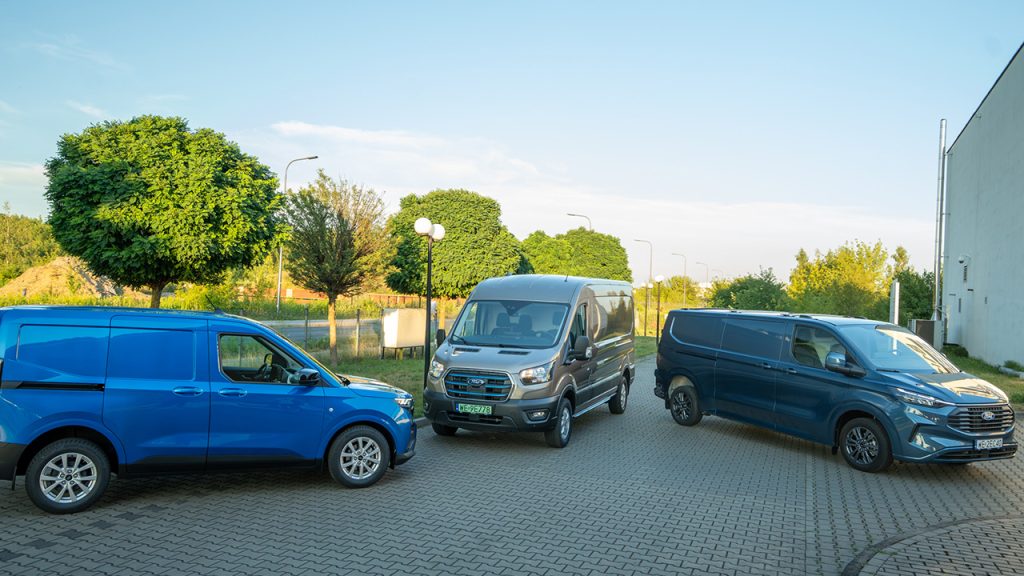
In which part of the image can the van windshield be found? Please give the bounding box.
[449,300,569,349]
[837,324,959,374]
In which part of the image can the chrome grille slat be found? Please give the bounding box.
[949,404,1015,434]
[444,370,512,402]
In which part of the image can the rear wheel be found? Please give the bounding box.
[609,375,629,414]
[669,385,702,426]
[840,417,893,473]
[328,426,391,488]
[431,422,458,437]
[26,438,110,514]
[545,397,573,448]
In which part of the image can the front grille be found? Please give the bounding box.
[949,404,1015,433]
[941,444,1018,461]
[448,413,505,425]
[444,370,512,402]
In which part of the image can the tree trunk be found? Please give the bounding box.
[149,282,166,308]
[328,295,338,365]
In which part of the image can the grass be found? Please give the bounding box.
[635,336,657,359]
[944,348,1024,409]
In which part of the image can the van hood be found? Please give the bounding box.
[340,374,407,398]
[881,371,1009,404]
[435,343,559,373]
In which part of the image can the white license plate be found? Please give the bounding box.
[975,438,1003,450]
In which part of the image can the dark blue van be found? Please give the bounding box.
[0,306,416,513]
[655,310,1016,472]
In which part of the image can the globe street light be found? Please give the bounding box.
[276,155,318,313]
[416,217,445,389]
[566,213,592,231]
[655,275,664,344]
[635,239,653,337]
[672,252,687,308]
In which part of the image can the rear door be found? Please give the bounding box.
[714,318,786,427]
[208,323,325,468]
[103,316,210,473]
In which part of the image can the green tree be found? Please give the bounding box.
[44,116,281,307]
[787,240,891,319]
[709,268,790,310]
[285,171,392,363]
[890,268,934,326]
[0,203,62,285]
[521,227,632,281]
[386,189,527,298]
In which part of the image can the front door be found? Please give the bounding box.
[565,303,593,406]
[774,325,856,442]
[208,328,325,468]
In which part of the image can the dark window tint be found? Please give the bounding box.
[107,328,195,381]
[17,325,108,379]
[569,305,587,349]
[721,319,786,360]
[669,314,724,348]
[592,295,633,341]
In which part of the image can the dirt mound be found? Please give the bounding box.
[0,256,144,299]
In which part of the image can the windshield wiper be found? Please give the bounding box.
[495,343,529,349]
[876,368,903,373]
[449,334,466,344]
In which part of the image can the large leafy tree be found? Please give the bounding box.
[386,189,527,298]
[709,268,790,310]
[285,170,391,363]
[44,116,281,307]
[521,227,632,282]
[0,203,62,286]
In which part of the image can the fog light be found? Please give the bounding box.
[527,410,549,421]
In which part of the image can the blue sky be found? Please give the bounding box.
[1,1,1022,283]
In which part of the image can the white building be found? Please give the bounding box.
[943,43,1024,366]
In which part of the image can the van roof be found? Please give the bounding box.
[0,305,243,323]
[667,308,885,327]
[470,274,632,303]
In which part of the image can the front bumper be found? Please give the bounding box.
[0,443,26,482]
[424,389,560,432]
[894,405,1017,463]
[395,419,416,466]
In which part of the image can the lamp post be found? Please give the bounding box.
[655,275,664,344]
[672,252,687,308]
[276,155,318,313]
[566,213,592,231]
[696,261,710,307]
[415,217,446,389]
[634,239,653,337]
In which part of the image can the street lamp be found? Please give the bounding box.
[276,155,318,313]
[634,239,653,337]
[696,261,710,308]
[672,252,687,308]
[416,217,446,389]
[654,275,664,344]
[566,213,592,231]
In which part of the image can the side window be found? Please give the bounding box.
[791,326,846,369]
[670,314,725,348]
[569,305,587,348]
[16,325,108,380]
[219,334,302,384]
[107,328,195,381]
[721,319,786,360]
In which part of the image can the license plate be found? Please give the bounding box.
[455,403,492,415]
[975,438,1003,450]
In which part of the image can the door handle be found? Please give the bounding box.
[785,368,798,375]
[761,363,773,370]
[172,386,203,396]
[218,388,248,398]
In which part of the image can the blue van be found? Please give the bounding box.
[655,310,1017,472]
[0,306,416,513]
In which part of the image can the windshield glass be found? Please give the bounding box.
[838,324,959,374]
[449,300,569,349]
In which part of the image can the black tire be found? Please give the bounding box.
[544,397,573,448]
[839,417,893,473]
[608,375,629,415]
[328,426,392,488]
[669,385,702,426]
[25,438,110,514]
[431,422,458,437]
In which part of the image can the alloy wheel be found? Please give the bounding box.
[38,452,97,504]
[340,436,383,480]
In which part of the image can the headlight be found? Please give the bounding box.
[394,396,414,410]
[429,360,444,379]
[519,363,554,385]
[894,387,950,408]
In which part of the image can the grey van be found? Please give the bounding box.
[655,309,1016,472]
[424,275,635,447]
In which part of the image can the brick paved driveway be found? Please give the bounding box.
[1,356,1022,575]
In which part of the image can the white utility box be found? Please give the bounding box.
[381,308,426,349]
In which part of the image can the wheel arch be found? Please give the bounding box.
[322,420,398,470]
[832,406,897,450]
[18,426,121,477]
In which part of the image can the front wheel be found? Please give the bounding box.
[669,386,702,426]
[26,438,110,514]
[840,417,893,473]
[609,376,628,414]
[545,397,573,448]
[431,422,458,437]
[328,426,391,488]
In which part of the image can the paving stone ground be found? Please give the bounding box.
[1,356,1021,575]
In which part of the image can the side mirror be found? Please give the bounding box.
[572,336,593,361]
[825,352,865,378]
[295,368,321,385]
[436,328,446,347]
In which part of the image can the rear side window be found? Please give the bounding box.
[17,325,108,379]
[592,295,633,341]
[721,319,786,360]
[107,328,196,381]
[669,314,724,348]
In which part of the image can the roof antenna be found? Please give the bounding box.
[204,293,225,314]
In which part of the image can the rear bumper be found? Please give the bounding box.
[424,389,560,432]
[0,442,26,482]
